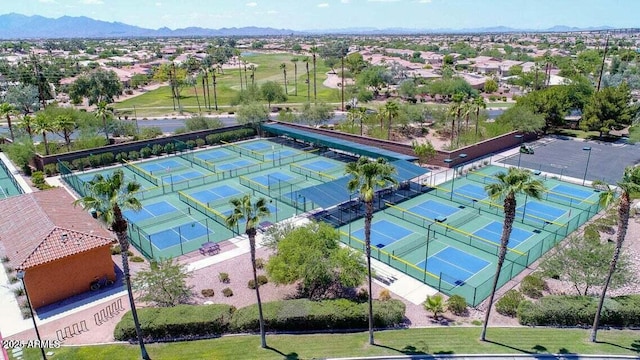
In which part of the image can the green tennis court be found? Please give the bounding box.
[189,184,243,205]
[140,159,191,175]
[217,159,257,171]
[408,199,461,219]
[473,221,534,249]
[123,200,178,223]
[518,201,567,225]
[149,221,212,250]
[160,170,207,184]
[194,148,238,162]
[351,219,414,249]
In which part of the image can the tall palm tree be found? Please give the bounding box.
[32,112,55,155]
[95,101,111,143]
[243,60,249,89]
[481,168,545,341]
[291,57,299,96]
[20,114,34,141]
[310,47,318,102]
[303,57,311,102]
[248,64,257,87]
[345,157,397,345]
[0,102,16,141]
[236,51,243,91]
[450,92,465,147]
[590,166,640,342]
[74,169,151,360]
[382,100,399,140]
[211,70,219,111]
[279,63,288,95]
[225,195,271,348]
[473,96,486,136]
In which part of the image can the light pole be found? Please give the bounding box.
[582,146,592,186]
[515,134,524,168]
[423,223,433,279]
[444,153,467,201]
[16,270,47,360]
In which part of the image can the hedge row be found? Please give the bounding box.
[114,304,234,342]
[518,295,640,327]
[114,298,406,342]
[50,128,256,176]
[229,298,406,333]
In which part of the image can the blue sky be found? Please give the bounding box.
[4,0,638,31]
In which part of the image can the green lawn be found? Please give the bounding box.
[16,328,640,360]
[114,53,341,117]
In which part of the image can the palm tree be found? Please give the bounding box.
[590,166,640,342]
[54,114,76,151]
[473,96,486,136]
[450,92,465,147]
[290,57,300,96]
[211,70,219,111]
[310,46,318,102]
[225,195,271,348]
[236,50,243,91]
[279,63,288,95]
[95,101,111,142]
[20,114,34,141]
[345,157,397,345]
[248,64,257,87]
[74,169,151,360]
[32,112,55,155]
[0,102,16,141]
[303,57,311,101]
[481,168,545,341]
[382,100,399,140]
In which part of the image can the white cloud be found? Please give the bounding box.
[267,10,278,14]
[367,0,401,2]
[79,0,104,4]
[341,0,350,3]
[317,3,329,7]
[417,0,431,3]
[38,0,56,3]
[155,2,162,6]
[246,2,257,6]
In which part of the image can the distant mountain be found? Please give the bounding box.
[0,13,300,39]
[0,13,619,39]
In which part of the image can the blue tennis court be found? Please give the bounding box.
[190,185,242,204]
[217,159,255,171]
[196,149,236,162]
[352,219,413,248]
[123,201,178,223]
[241,142,273,151]
[473,221,533,248]
[302,160,338,172]
[454,183,488,202]
[409,199,460,219]
[548,184,594,204]
[251,171,295,187]
[518,201,567,224]
[140,159,188,175]
[264,149,297,160]
[160,171,204,184]
[416,247,489,286]
[149,222,211,250]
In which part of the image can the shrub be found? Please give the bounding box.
[195,138,205,147]
[101,152,115,165]
[111,245,122,255]
[114,304,234,342]
[218,272,230,283]
[446,295,468,316]
[8,275,18,284]
[151,144,164,156]
[379,289,391,301]
[222,288,233,297]
[164,143,175,154]
[255,258,265,270]
[44,163,58,176]
[88,154,102,167]
[257,275,268,286]
[229,298,405,333]
[1,256,9,263]
[496,289,524,317]
[128,151,140,161]
[520,274,546,299]
[201,289,215,297]
[205,134,220,145]
[140,146,152,158]
[186,140,196,149]
[130,256,145,263]
[12,287,25,297]
[115,152,128,163]
[356,288,369,303]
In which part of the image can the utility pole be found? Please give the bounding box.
[596,34,610,92]
[31,54,47,108]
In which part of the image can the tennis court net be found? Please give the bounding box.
[179,152,217,173]
[124,161,159,186]
[221,141,265,161]
[290,163,336,182]
[393,238,426,258]
[447,208,482,228]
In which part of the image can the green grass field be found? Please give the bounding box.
[114,53,342,117]
[15,328,640,360]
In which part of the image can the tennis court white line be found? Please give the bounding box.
[429,247,476,278]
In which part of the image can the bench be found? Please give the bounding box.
[199,242,221,256]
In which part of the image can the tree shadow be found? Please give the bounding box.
[483,339,534,354]
[595,339,640,353]
[374,342,430,356]
[531,345,548,353]
[265,346,299,360]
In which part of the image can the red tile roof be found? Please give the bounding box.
[0,188,115,270]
